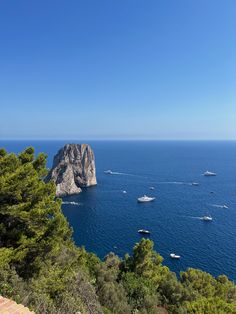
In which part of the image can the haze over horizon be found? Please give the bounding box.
[1,0,235,140]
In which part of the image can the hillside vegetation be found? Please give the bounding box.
[0,147,236,314]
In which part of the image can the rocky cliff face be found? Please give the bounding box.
[47,144,97,197]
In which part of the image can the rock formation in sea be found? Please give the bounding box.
[47,144,97,197]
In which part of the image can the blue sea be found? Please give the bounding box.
[1,140,236,281]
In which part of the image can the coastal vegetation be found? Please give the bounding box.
[1,147,236,314]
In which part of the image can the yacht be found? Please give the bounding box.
[202,215,213,221]
[170,253,181,259]
[104,170,113,174]
[137,195,155,203]
[204,171,217,176]
[138,229,151,234]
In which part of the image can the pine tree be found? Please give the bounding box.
[0,147,72,278]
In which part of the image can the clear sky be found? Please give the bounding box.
[0,0,235,140]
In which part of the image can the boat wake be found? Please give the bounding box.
[109,171,130,176]
[155,181,189,185]
[187,216,213,221]
[62,201,80,206]
[187,216,204,220]
[104,170,147,178]
[210,204,229,209]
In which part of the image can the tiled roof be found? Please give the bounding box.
[0,296,34,314]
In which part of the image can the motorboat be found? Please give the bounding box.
[137,195,155,203]
[202,215,213,221]
[104,170,113,174]
[170,253,181,259]
[122,190,127,194]
[149,186,155,190]
[138,229,150,234]
[204,171,217,176]
[191,182,199,186]
[223,204,229,209]
[62,201,79,205]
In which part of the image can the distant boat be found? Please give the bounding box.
[138,229,151,234]
[137,195,155,203]
[104,170,113,174]
[170,253,181,259]
[202,215,213,221]
[62,201,79,205]
[191,182,199,186]
[149,186,155,190]
[212,204,228,209]
[122,190,127,194]
[204,171,217,176]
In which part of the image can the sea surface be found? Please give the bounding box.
[1,140,236,281]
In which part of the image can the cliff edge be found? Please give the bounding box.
[47,144,97,196]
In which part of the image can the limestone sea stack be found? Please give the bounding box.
[47,144,97,197]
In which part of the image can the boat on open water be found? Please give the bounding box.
[138,229,151,234]
[204,170,217,176]
[104,170,113,174]
[137,195,155,203]
[202,215,213,221]
[170,253,181,259]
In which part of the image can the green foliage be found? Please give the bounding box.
[182,297,236,314]
[122,271,160,312]
[1,147,236,314]
[0,147,73,278]
[95,253,131,314]
[0,264,27,303]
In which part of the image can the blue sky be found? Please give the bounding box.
[0,0,235,140]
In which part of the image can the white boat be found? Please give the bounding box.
[138,229,151,234]
[104,170,113,174]
[122,190,127,194]
[191,182,199,186]
[202,215,213,221]
[149,186,155,190]
[204,171,217,176]
[223,204,229,209]
[170,253,181,259]
[137,195,155,203]
[62,201,79,205]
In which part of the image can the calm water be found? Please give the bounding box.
[1,140,236,281]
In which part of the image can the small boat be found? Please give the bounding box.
[170,253,181,259]
[62,201,79,205]
[137,195,155,203]
[204,171,217,176]
[223,204,229,209]
[191,182,199,186]
[122,190,127,194]
[104,170,113,174]
[138,229,151,234]
[149,186,155,190]
[202,215,213,221]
